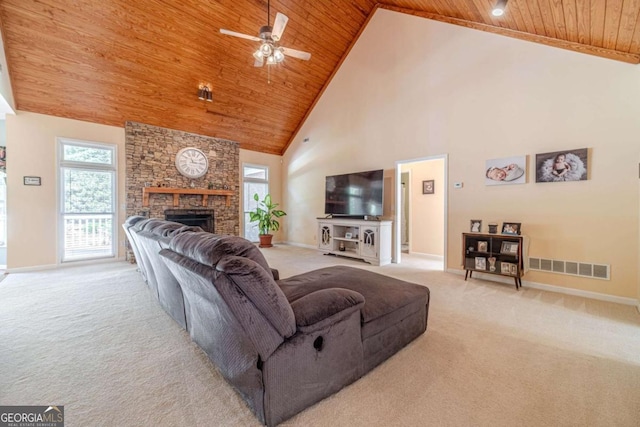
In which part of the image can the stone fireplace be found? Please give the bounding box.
[125,122,239,258]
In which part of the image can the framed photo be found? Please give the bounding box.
[488,257,497,272]
[535,148,588,183]
[470,220,482,233]
[475,257,486,270]
[501,262,512,274]
[485,155,527,186]
[422,180,434,194]
[477,241,488,252]
[500,241,519,254]
[510,263,518,276]
[344,232,353,239]
[502,222,521,235]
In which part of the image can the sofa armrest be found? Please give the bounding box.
[270,268,280,280]
[290,288,364,333]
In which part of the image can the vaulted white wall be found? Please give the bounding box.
[283,9,640,300]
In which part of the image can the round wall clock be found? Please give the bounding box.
[175,147,209,179]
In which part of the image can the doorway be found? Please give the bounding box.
[395,155,447,268]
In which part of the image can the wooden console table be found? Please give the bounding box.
[142,187,234,207]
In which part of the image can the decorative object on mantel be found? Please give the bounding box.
[249,193,286,248]
[470,220,482,233]
[142,187,233,207]
[501,222,521,235]
[197,83,213,102]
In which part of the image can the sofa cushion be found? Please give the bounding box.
[278,266,429,339]
[169,232,272,274]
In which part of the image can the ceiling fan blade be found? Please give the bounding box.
[220,28,261,42]
[254,56,264,67]
[271,12,289,41]
[281,46,311,61]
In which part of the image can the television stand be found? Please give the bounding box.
[316,218,392,266]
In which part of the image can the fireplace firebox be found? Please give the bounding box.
[165,209,214,233]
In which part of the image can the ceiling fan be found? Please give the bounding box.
[219,0,311,68]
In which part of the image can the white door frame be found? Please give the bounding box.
[394,154,448,267]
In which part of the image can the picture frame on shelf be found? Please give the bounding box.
[488,223,498,234]
[502,222,521,235]
[422,180,435,194]
[344,232,353,239]
[510,264,518,276]
[501,262,512,274]
[475,257,486,270]
[477,241,488,252]
[500,241,519,254]
[488,257,497,272]
[470,220,482,233]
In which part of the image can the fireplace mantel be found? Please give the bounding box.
[142,187,234,207]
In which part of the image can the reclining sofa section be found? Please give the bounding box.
[160,230,430,426]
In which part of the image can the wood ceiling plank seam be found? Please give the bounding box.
[511,0,538,34]
[575,0,592,44]
[603,0,624,49]
[282,3,382,154]
[590,0,607,46]
[615,0,640,51]
[627,0,640,52]
[537,0,559,38]
[440,0,467,19]
[505,0,530,33]
[460,0,485,22]
[522,0,549,35]
[379,4,640,62]
[447,0,481,21]
[548,0,568,40]
[562,0,580,42]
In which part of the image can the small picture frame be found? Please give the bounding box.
[501,262,512,274]
[24,176,41,186]
[488,223,498,234]
[502,222,521,235]
[477,241,488,252]
[500,241,519,254]
[475,257,486,270]
[470,220,482,233]
[510,264,518,276]
[344,232,353,239]
[422,180,435,194]
[488,257,497,272]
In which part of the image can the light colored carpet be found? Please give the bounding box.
[1,247,639,426]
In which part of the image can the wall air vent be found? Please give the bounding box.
[528,257,610,280]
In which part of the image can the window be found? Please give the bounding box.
[59,139,116,262]
[243,164,269,242]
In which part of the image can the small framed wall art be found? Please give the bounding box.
[422,180,435,194]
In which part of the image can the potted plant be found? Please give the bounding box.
[249,193,286,248]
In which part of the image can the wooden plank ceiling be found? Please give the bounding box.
[1,1,639,155]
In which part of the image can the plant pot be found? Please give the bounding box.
[259,234,273,248]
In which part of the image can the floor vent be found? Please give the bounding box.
[528,257,610,280]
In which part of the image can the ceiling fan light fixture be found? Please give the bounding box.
[253,49,264,60]
[260,42,273,56]
[492,0,508,16]
[274,48,285,63]
[266,55,277,65]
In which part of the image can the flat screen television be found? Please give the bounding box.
[325,169,384,217]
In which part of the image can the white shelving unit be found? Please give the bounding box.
[317,218,392,266]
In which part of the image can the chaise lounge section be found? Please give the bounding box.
[158,229,430,426]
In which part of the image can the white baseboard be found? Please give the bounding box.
[447,268,639,307]
[7,257,127,274]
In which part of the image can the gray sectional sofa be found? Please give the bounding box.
[125,218,430,426]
